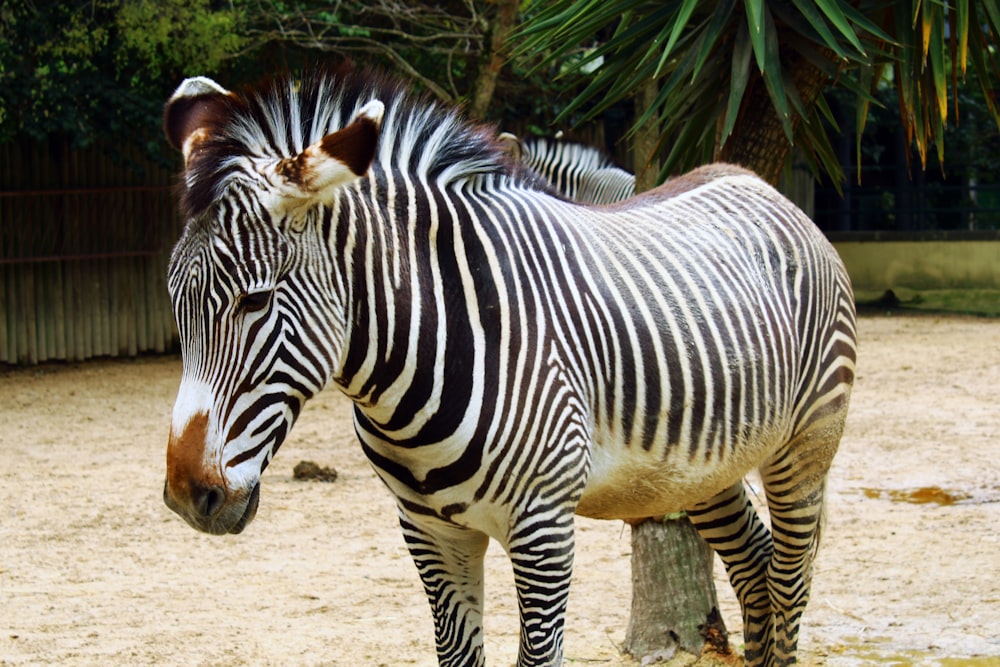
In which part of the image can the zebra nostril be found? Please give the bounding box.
[194,484,227,519]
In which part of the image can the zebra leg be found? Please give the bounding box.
[758,417,844,666]
[506,510,576,666]
[688,482,774,666]
[398,511,490,667]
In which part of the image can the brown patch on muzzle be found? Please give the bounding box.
[164,412,222,515]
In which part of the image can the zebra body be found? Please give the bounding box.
[500,134,636,204]
[162,66,856,667]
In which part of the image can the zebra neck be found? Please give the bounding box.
[330,181,496,448]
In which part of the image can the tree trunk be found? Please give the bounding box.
[633,80,661,190]
[623,79,729,665]
[624,516,728,661]
[469,0,519,120]
[717,53,834,185]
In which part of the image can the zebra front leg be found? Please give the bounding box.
[506,509,576,666]
[398,511,490,667]
[688,482,774,666]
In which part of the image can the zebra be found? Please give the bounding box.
[498,133,636,205]
[161,65,856,667]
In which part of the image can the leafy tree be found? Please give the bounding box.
[236,0,487,103]
[117,1,245,81]
[213,0,524,121]
[0,0,245,159]
[0,0,555,158]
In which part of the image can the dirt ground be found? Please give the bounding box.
[1,314,999,667]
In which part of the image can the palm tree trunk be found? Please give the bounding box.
[717,53,834,184]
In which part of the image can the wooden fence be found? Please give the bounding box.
[0,141,183,364]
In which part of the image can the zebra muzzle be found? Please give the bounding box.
[228,481,261,534]
[163,478,261,535]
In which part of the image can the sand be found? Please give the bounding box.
[1,314,998,666]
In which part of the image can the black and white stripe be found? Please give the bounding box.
[164,65,856,667]
[511,136,636,205]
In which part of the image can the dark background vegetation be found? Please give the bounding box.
[1,0,998,231]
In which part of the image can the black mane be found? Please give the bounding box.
[177,64,541,220]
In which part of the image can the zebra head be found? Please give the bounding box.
[161,75,384,535]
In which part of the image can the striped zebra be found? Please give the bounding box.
[499,133,636,204]
[162,65,856,667]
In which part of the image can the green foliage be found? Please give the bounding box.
[226,0,572,127]
[514,0,1000,185]
[0,0,568,158]
[117,0,246,79]
[0,0,245,160]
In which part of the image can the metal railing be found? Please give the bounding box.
[813,164,1000,233]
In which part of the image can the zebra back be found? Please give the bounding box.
[513,136,636,205]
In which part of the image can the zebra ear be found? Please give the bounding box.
[272,100,384,206]
[164,77,233,162]
[497,132,524,161]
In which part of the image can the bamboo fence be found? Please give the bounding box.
[0,141,182,365]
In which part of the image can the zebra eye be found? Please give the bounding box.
[237,290,272,314]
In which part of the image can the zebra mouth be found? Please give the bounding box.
[228,481,261,534]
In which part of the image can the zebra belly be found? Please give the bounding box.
[575,435,774,521]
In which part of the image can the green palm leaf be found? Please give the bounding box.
[514,0,1000,186]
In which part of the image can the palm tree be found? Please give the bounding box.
[516,0,1000,185]
[515,1,1000,662]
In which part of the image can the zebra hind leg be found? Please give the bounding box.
[398,511,490,667]
[758,413,845,666]
[688,482,774,666]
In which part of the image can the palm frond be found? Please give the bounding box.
[513,0,1000,186]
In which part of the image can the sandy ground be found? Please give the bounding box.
[1,314,999,667]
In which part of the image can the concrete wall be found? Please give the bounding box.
[829,232,1000,293]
